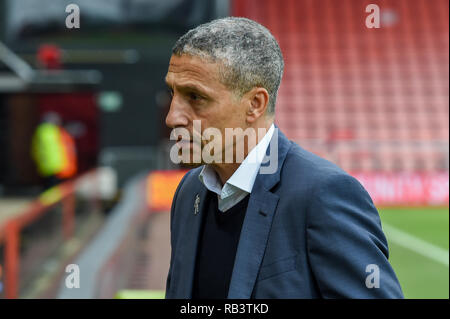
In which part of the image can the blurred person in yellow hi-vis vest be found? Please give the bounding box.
[31,112,77,189]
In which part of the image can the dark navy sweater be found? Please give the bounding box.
[192,190,250,299]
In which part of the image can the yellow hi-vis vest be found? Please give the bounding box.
[31,123,69,177]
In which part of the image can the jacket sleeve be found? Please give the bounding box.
[306,173,404,298]
[165,170,192,298]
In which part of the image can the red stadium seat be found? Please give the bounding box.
[234,0,449,172]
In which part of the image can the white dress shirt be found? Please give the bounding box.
[198,124,275,212]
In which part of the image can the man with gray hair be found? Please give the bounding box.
[165,17,403,299]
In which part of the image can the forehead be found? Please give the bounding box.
[165,54,222,87]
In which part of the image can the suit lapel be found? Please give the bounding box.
[227,182,279,298]
[176,182,208,298]
[227,127,292,298]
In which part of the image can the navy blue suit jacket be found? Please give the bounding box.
[165,128,403,298]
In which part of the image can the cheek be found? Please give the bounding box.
[219,105,243,126]
[199,96,242,132]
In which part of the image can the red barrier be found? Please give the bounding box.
[4,220,19,299]
[351,172,449,206]
[0,169,100,298]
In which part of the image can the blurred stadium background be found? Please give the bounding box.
[0,0,448,299]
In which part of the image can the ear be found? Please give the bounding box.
[245,87,270,124]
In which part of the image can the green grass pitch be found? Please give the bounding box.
[378,206,449,299]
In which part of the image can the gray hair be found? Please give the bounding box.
[172,17,284,114]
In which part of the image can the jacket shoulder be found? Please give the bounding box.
[176,166,203,192]
[282,142,349,185]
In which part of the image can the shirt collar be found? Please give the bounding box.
[199,124,275,196]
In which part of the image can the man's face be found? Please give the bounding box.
[165,54,246,166]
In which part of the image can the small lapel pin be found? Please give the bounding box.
[194,194,200,215]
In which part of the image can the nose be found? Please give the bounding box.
[165,95,189,129]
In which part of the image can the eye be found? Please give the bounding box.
[189,92,202,101]
[189,92,201,101]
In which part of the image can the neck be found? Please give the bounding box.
[211,121,273,185]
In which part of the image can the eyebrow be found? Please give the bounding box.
[165,79,211,97]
